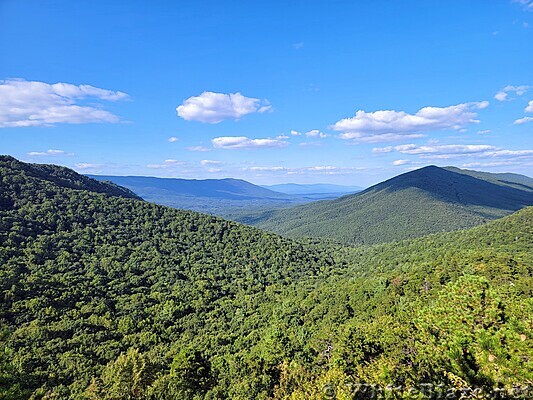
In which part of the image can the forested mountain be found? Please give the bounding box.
[1,157,532,398]
[239,165,533,245]
[0,156,139,206]
[87,175,312,217]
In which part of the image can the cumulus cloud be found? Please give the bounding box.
[392,159,411,166]
[290,129,330,138]
[494,85,530,101]
[305,129,329,138]
[212,136,288,150]
[27,149,74,156]
[168,136,179,142]
[146,159,187,169]
[176,92,271,123]
[0,78,128,128]
[331,102,488,143]
[494,92,508,102]
[525,100,533,113]
[373,143,533,160]
[514,117,533,125]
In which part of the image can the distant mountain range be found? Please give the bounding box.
[262,183,362,199]
[237,166,533,245]
[87,175,352,217]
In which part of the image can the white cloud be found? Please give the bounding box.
[392,159,411,166]
[276,134,290,139]
[243,165,365,176]
[306,165,337,171]
[75,163,103,170]
[331,102,488,143]
[525,100,533,113]
[514,116,533,125]
[212,136,288,150]
[207,168,221,173]
[146,159,187,169]
[305,129,329,138]
[299,141,323,148]
[494,85,530,101]
[293,42,304,49]
[290,129,330,139]
[0,78,128,128]
[494,92,508,101]
[168,136,179,142]
[27,149,74,156]
[372,146,394,153]
[200,159,221,165]
[186,145,211,152]
[462,161,523,168]
[176,92,271,123]
[477,130,491,135]
[374,143,533,160]
[248,166,288,172]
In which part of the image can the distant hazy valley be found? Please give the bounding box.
[87,174,361,218]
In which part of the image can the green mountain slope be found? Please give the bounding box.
[0,157,334,399]
[240,165,533,245]
[0,156,139,207]
[0,158,531,398]
[87,175,312,217]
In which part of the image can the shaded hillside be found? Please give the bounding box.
[0,156,139,205]
[87,175,310,216]
[0,158,532,398]
[240,165,533,245]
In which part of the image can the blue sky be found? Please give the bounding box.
[1,0,532,186]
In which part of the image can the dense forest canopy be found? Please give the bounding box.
[0,156,532,399]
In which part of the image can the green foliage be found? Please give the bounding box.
[0,157,532,398]
[240,165,533,245]
[85,348,150,400]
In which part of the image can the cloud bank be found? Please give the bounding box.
[373,143,533,160]
[27,149,74,156]
[331,102,488,143]
[212,136,288,150]
[0,79,128,128]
